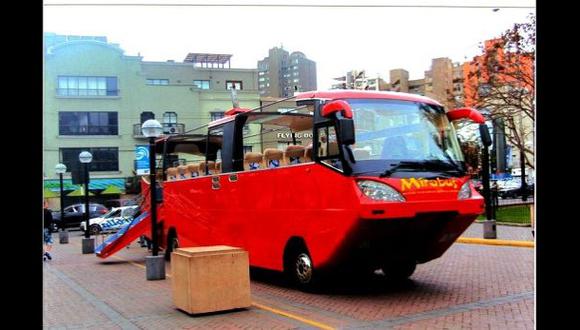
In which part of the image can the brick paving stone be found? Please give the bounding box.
[393,298,534,329]
[44,231,534,329]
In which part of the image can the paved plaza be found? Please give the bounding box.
[43,224,534,329]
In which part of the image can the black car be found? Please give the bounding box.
[52,203,109,230]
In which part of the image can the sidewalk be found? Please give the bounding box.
[43,233,301,329]
[44,225,534,329]
[462,222,534,241]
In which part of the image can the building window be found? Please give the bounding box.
[243,145,253,154]
[163,112,177,124]
[146,79,169,85]
[225,80,243,90]
[57,76,118,96]
[61,147,119,172]
[59,112,118,135]
[210,111,225,121]
[193,80,210,89]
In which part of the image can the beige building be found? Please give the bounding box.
[258,47,317,97]
[43,33,260,204]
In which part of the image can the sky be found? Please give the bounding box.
[43,0,535,89]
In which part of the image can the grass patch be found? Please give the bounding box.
[477,205,531,224]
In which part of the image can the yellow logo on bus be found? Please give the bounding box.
[400,177,459,192]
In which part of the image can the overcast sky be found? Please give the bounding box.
[44,0,535,89]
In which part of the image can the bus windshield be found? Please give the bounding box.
[347,99,465,175]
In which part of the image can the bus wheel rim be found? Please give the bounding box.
[295,253,312,283]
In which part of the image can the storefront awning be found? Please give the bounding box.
[44,188,59,198]
[100,185,123,195]
[67,187,95,196]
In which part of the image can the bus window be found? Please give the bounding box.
[240,112,314,170]
[205,127,224,175]
[318,126,341,169]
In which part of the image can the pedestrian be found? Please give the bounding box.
[43,200,54,261]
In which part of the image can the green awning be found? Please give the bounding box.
[67,187,95,196]
[100,185,123,195]
[44,188,59,198]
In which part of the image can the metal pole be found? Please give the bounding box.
[519,114,528,201]
[84,163,90,239]
[481,146,493,221]
[149,137,159,256]
[59,173,65,231]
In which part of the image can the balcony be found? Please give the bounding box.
[133,123,185,138]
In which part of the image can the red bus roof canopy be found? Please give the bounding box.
[295,90,443,107]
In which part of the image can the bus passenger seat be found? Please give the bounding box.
[166,167,178,181]
[244,152,263,170]
[205,161,216,175]
[305,146,313,162]
[264,148,283,168]
[284,145,306,165]
[187,163,200,178]
[177,165,189,180]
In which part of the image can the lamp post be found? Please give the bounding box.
[479,123,497,239]
[55,163,68,244]
[79,151,94,254]
[142,119,165,280]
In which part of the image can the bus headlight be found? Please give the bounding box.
[458,180,472,200]
[357,180,405,202]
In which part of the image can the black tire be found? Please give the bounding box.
[164,231,178,261]
[284,246,319,291]
[89,224,101,235]
[382,261,416,280]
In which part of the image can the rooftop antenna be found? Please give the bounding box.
[230,86,240,108]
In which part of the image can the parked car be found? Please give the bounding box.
[498,183,535,199]
[104,198,139,209]
[52,203,109,231]
[80,205,140,235]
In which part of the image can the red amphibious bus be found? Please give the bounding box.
[98,90,486,288]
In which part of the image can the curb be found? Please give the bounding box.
[456,237,534,248]
[474,220,531,227]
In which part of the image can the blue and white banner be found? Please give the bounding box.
[135,145,150,175]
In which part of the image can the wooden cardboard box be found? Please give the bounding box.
[171,246,251,314]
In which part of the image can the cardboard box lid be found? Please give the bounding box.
[174,245,246,257]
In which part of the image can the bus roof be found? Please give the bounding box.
[295,90,443,107]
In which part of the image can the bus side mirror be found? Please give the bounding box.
[479,124,492,147]
[321,100,353,119]
[337,118,355,145]
[447,107,485,124]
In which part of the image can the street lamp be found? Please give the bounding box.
[479,123,497,239]
[79,151,94,254]
[142,119,165,280]
[55,163,68,244]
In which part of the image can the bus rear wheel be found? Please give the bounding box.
[381,261,416,280]
[285,248,318,290]
[164,231,179,261]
